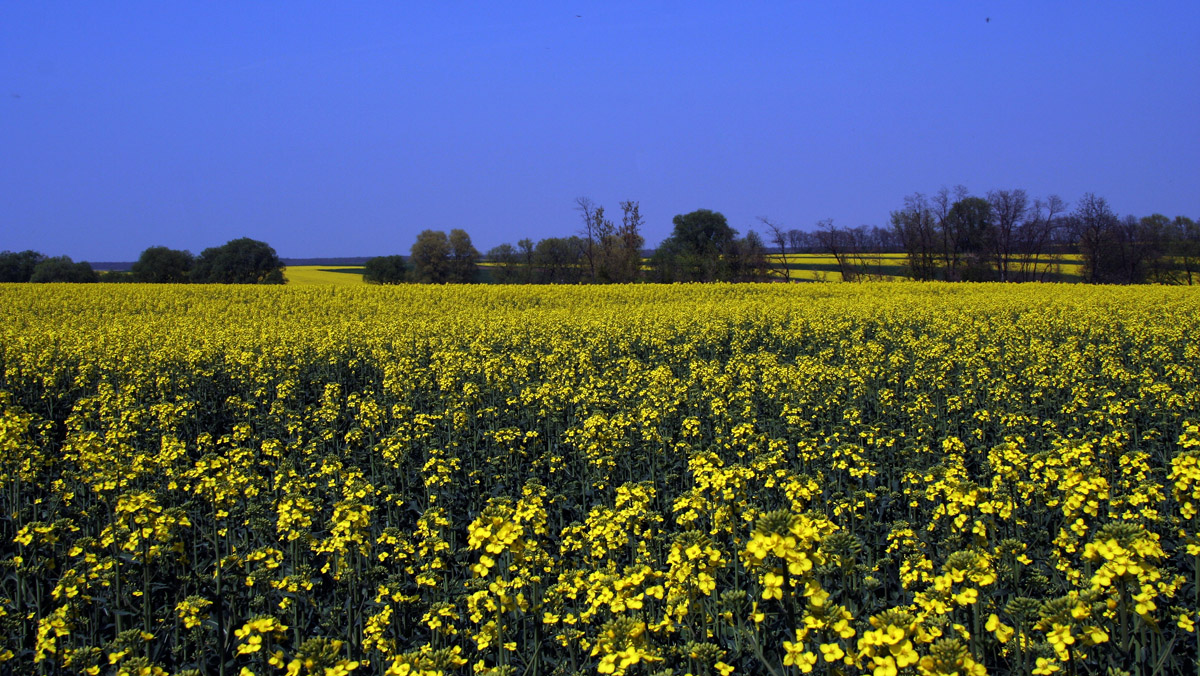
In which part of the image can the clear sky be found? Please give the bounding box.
[3,2,1198,261]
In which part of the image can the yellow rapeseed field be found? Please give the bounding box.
[1,282,1198,676]
[284,266,367,286]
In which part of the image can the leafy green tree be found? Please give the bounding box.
[448,229,480,283]
[0,250,46,282]
[653,209,737,282]
[671,209,736,256]
[362,255,408,284]
[613,200,646,283]
[191,238,285,284]
[588,204,617,282]
[409,230,452,283]
[29,256,99,283]
[534,236,585,283]
[649,237,688,283]
[131,246,194,283]
[592,201,645,283]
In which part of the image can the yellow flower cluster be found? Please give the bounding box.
[234,616,288,655]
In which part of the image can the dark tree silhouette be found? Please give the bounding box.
[448,229,480,283]
[0,250,46,282]
[132,246,194,283]
[409,230,452,283]
[362,255,408,284]
[653,209,738,282]
[191,238,285,284]
[30,256,99,283]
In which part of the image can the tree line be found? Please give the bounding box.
[6,192,1195,285]
[0,238,286,284]
[364,200,775,285]
[877,187,1197,284]
[366,192,1196,287]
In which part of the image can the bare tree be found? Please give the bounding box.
[787,229,811,255]
[987,189,1028,282]
[932,188,956,279]
[1070,193,1120,283]
[575,196,598,281]
[891,193,940,280]
[758,216,791,282]
[1017,195,1066,281]
[815,219,860,281]
[933,186,971,280]
[845,225,893,281]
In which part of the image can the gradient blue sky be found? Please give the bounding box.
[3,2,1198,261]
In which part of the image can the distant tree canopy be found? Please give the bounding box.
[191,238,285,284]
[7,192,1193,288]
[592,200,645,283]
[362,255,408,285]
[29,256,99,283]
[0,250,47,282]
[1066,194,1193,285]
[486,236,585,284]
[727,229,770,282]
[883,187,1199,284]
[891,187,1069,282]
[944,195,993,281]
[410,229,479,283]
[483,198,645,285]
[132,246,194,283]
[651,209,769,282]
[671,209,737,256]
[534,236,586,284]
[486,243,522,283]
[652,209,735,282]
[448,229,480,283]
[409,230,452,283]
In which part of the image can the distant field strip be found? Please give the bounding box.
[284,265,366,285]
[286,257,1086,285]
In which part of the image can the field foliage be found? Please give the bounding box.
[1,283,1199,676]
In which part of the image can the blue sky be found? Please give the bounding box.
[3,2,1198,261]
